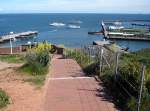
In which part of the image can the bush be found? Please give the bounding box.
[26,49,49,67]
[22,42,51,76]
[0,89,9,109]
[26,42,51,66]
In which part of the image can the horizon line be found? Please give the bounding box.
[0,12,150,14]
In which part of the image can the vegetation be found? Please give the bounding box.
[24,75,46,86]
[102,48,150,111]
[65,48,98,75]
[65,47,150,111]
[0,89,9,109]
[121,48,150,68]
[0,54,25,63]
[19,41,53,86]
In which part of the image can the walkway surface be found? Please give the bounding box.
[43,55,119,111]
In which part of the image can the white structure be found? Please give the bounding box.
[9,32,14,54]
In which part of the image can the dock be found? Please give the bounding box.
[105,35,150,41]
[0,31,38,43]
[101,21,150,41]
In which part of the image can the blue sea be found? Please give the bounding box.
[0,13,150,51]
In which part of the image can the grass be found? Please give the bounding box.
[0,54,48,86]
[121,48,150,68]
[0,89,9,109]
[0,54,25,63]
[24,75,46,87]
[101,48,150,111]
[64,48,97,76]
[19,64,49,86]
[20,63,49,76]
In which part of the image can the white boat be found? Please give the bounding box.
[49,22,66,27]
[67,25,80,29]
[69,20,82,24]
[109,26,124,30]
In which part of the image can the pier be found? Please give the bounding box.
[88,31,103,35]
[0,31,38,43]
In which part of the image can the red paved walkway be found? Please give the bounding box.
[43,55,119,111]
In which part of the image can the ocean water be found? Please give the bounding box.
[0,13,150,51]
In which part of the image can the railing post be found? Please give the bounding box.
[137,65,145,111]
[99,47,103,76]
[115,52,119,81]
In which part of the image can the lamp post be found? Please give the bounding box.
[9,32,14,54]
[27,41,32,48]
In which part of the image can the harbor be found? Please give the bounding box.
[0,14,150,51]
[0,31,38,43]
[101,20,150,41]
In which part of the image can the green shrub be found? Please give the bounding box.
[0,89,9,109]
[26,49,50,67]
[127,97,137,111]
[127,93,150,111]
[26,42,51,67]
[20,42,51,76]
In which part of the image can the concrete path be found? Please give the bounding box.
[43,55,119,111]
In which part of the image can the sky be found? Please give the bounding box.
[0,0,150,14]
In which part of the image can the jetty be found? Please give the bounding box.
[88,31,103,35]
[101,21,150,41]
[0,31,38,43]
